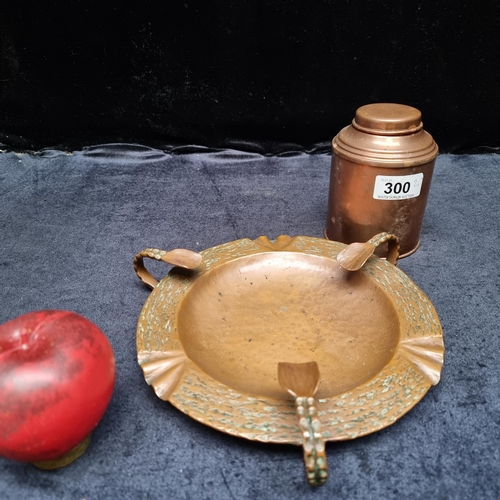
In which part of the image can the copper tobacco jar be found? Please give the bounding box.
[325,103,438,258]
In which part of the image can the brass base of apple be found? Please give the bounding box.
[32,434,92,470]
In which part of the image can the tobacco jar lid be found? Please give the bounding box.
[353,103,423,136]
[333,103,438,167]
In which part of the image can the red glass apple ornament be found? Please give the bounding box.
[0,310,115,469]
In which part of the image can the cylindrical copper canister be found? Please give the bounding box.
[325,103,438,258]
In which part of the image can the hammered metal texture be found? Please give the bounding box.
[136,236,443,445]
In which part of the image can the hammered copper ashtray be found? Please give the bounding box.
[133,233,444,486]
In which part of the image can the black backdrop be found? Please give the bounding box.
[1,1,499,154]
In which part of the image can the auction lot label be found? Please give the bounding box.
[373,173,424,200]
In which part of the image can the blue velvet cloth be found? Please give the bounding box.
[0,146,499,499]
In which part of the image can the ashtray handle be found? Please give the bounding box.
[336,232,400,271]
[133,248,203,289]
[367,232,400,264]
